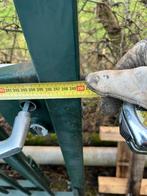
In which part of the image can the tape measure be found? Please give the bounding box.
[0,81,98,100]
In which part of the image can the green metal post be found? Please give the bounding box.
[13,1,85,195]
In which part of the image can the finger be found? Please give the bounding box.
[99,40,147,116]
[86,40,147,115]
[116,40,147,69]
[100,97,122,116]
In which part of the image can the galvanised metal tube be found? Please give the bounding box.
[0,171,31,195]
[23,146,117,166]
[0,146,117,166]
[0,128,54,196]
[0,187,9,194]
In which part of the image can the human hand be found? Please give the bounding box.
[86,40,147,115]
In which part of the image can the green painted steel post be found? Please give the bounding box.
[13,1,85,195]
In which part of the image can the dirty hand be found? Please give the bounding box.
[86,40,147,115]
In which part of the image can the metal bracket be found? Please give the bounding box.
[0,101,35,159]
[120,102,147,154]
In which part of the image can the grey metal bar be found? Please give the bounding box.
[0,179,74,195]
[0,171,31,195]
[0,127,54,195]
[0,190,73,196]
[0,186,9,194]
[4,153,54,195]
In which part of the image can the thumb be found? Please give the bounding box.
[116,40,147,69]
[86,66,147,109]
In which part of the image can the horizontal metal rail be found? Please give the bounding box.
[0,179,74,196]
[0,171,31,195]
[0,186,9,194]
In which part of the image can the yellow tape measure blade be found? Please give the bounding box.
[0,81,98,100]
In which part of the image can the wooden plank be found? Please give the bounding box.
[116,142,131,178]
[99,127,146,195]
[98,177,147,195]
[127,153,146,195]
[99,126,124,141]
[141,180,147,195]
[99,177,128,194]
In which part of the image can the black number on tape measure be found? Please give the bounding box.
[69,87,76,90]
[62,87,69,90]
[37,88,43,91]
[13,89,20,92]
[29,88,36,92]
[45,88,52,91]
[6,89,12,92]
[21,88,28,92]
[54,87,60,91]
